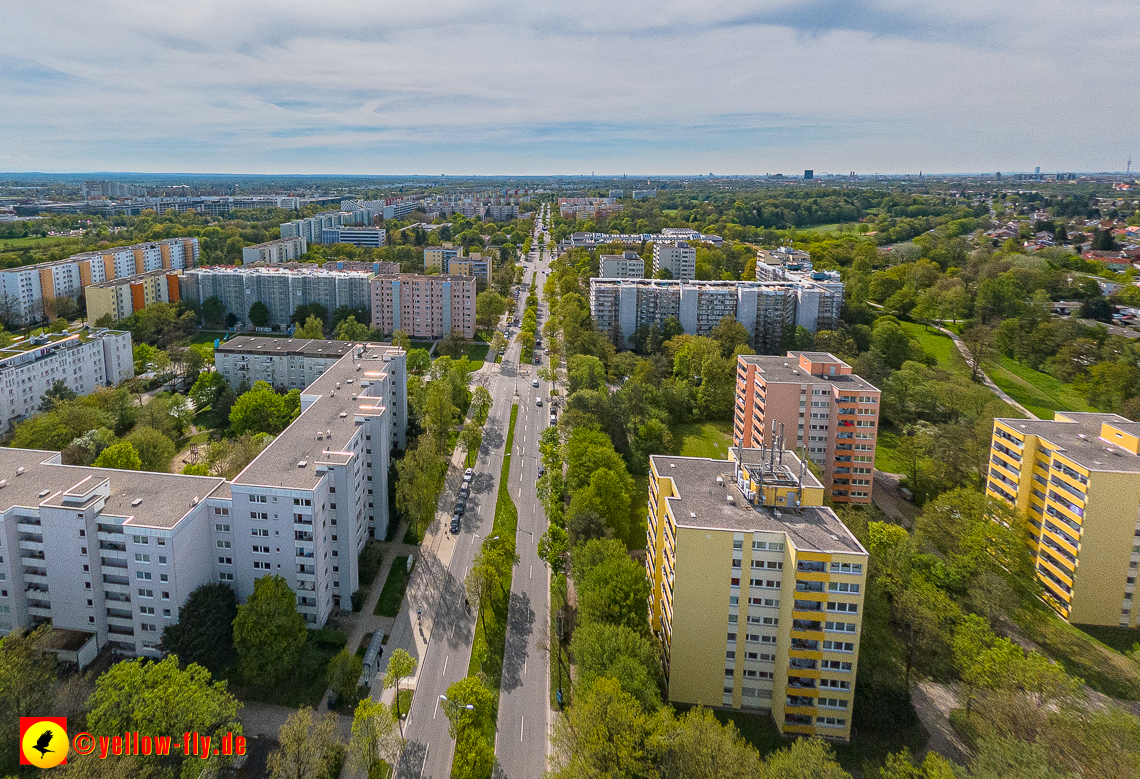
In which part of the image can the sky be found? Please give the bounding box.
[2,0,1138,176]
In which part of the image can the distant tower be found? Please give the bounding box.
[1035,166,1041,175]
[804,170,814,180]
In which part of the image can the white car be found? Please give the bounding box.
[463,468,474,482]
[535,397,543,407]
[532,378,540,388]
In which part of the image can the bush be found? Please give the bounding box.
[309,628,348,651]
[351,590,366,612]
[358,543,383,587]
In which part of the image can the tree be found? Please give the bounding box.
[93,441,142,470]
[406,347,431,374]
[962,324,994,382]
[571,622,661,710]
[759,737,851,779]
[475,289,507,330]
[327,649,363,710]
[482,534,520,596]
[654,707,763,779]
[709,315,751,357]
[391,329,410,350]
[465,556,498,635]
[550,677,656,779]
[291,302,330,327]
[233,574,308,690]
[201,296,226,328]
[440,676,496,758]
[248,301,270,328]
[334,316,371,341]
[471,385,493,424]
[1091,228,1117,251]
[267,706,342,779]
[125,426,177,471]
[229,381,292,435]
[395,443,446,534]
[422,379,457,454]
[537,524,570,575]
[0,625,56,723]
[161,582,238,676]
[190,370,229,410]
[568,467,632,542]
[348,698,401,779]
[86,656,242,778]
[38,379,76,411]
[458,419,483,467]
[576,547,651,634]
[382,648,417,737]
[295,315,325,339]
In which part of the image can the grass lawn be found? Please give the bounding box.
[800,223,849,234]
[185,330,230,360]
[0,235,81,250]
[1074,624,1140,654]
[358,542,383,587]
[1018,605,1140,700]
[900,322,968,376]
[234,629,348,708]
[985,356,1095,420]
[374,556,412,617]
[874,427,911,474]
[673,420,733,459]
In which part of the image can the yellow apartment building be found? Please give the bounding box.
[647,446,867,741]
[987,413,1140,627]
[85,269,182,324]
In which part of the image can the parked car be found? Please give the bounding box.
[463,468,474,481]
[458,483,469,499]
[535,397,543,407]
[450,515,462,534]
[550,414,557,425]
[538,464,546,476]
[532,378,540,387]
[454,500,466,515]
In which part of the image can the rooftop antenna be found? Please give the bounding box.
[778,423,785,467]
[769,429,777,469]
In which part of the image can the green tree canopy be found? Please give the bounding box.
[229,381,294,436]
[161,582,238,677]
[233,574,308,690]
[93,440,143,470]
[248,301,270,328]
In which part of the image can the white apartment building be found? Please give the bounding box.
[0,329,133,429]
[320,228,386,248]
[590,278,844,353]
[280,213,348,244]
[180,266,373,329]
[371,274,476,339]
[215,336,350,389]
[0,238,198,324]
[652,241,697,280]
[242,237,308,265]
[599,251,646,279]
[0,343,407,653]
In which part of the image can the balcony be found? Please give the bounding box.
[787,677,817,690]
[23,572,48,587]
[101,557,128,570]
[792,619,823,633]
[790,658,818,671]
[797,561,826,574]
[794,600,823,613]
[294,532,314,542]
[28,605,52,619]
[99,541,127,552]
[791,639,820,651]
[795,581,824,593]
[18,538,44,553]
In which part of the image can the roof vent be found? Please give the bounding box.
[346,378,353,384]
[716,476,724,485]
[131,498,143,507]
[689,512,697,519]
[317,433,324,440]
[339,412,348,418]
[1078,433,1088,439]
[670,463,675,468]
[792,370,799,375]
[298,460,308,468]
[830,534,839,540]
[726,494,735,504]
[0,479,6,489]
[38,489,50,498]
[192,497,199,506]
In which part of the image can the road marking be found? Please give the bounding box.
[463,566,468,580]
[529,564,532,579]
[419,745,428,779]
[433,695,440,719]
[520,717,525,742]
[524,657,527,675]
[442,655,448,675]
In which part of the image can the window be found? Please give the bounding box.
[253,545,270,554]
[140,606,155,615]
[823,640,855,652]
[135,553,150,563]
[162,591,170,600]
[820,678,851,690]
[158,556,167,565]
[163,609,171,618]
[215,523,231,533]
[250,495,268,503]
[825,621,857,633]
[828,582,859,593]
[252,528,269,537]
[293,498,312,506]
[217,540,231,549]
[160,574,167,582]
[816,716,846,728]
[822,660,853,672]
[251,512,269,521]
[819,697,849,709]
[827,602,858,614]
[136,571,151,580]
[253,561,272,570]
[138,589,153,598]
[132,535,149,545]
[218,557,232,565]
[219,572,233,582]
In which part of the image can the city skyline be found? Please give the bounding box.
[2,1,1137,175]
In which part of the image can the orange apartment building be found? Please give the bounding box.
[370,273,476,339]
[734,352,881,504]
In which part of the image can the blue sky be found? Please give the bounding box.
[2,0,1137,175]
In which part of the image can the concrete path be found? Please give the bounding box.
[912,682,971,766]
[930,324,1038,419]
[240,700,353,741]
[871,470,920,529]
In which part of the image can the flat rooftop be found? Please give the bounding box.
[86,268,178,289]
[997,412,1140,473]
[739,354,879,391]
[216,336,353,360]
[233,343,402,490]
[652,452,865,555]
[0,448,227,529]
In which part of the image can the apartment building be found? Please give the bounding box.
[321,260,400,275]
[652,241,697,279]
[599,251,645,279]
[85,269,181,324]
[986,413,1140,627]
[241,237,308,265]
[0,238,197,324]
[320,227,386,248]
[180,266,372,329]
[424,246,461,273]
[371,274,476,339]
[215,336,351,391]
[449,254,493,289]
[755,247,812,277]
[734,353,880,505]
[589,278,844,352]
[557,197,622,221]
[0,329,134,429]
[647,446,866,741]
[0,343,406,652]
[280,213,348,244]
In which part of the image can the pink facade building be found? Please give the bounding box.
[370,274,476,339]
[734,352,881,504]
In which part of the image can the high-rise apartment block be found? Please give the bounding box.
[321,260,400,275]
[280,213,350,244]
[589,278,844,352]
[214,335,349,389]
[652,241,697,279]
[424,246,461,273]
[180,266,372,329]
[0,342,406,654]
[647,446,866,741]
[0,329,134,429]
[370,274,476,339]
[241,237,308,265]
[320,227,386,248]
[599,251,645,279]
[85,269,182,325]
[734,353,880,504]
[986,413,1140,627]
[0,238,197,324]
[424,246,493,288]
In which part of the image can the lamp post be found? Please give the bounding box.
[439,695,475,739]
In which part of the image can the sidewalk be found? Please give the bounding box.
[932,324,1039,420]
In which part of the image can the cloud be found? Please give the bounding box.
[1,1,1137,173]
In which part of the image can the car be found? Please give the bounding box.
[550,414,557,425]
[463,468,474,481]
[535,397,543,407]
[532,378,540,387]
[454,500,466,515]
[538,464,546,476]
[534,356,541,364]
[544,348,551,355]
[458,483,469,499]
[450,516,462,534]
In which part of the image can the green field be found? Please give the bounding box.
[985,357,1095,420]
[900,322,969,376]
[673,420,733,458]
[0,235,82,250]
[374,556,411,617]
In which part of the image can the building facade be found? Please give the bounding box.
[986,413,1140,627]
[321,260,400,275]
[215,335,350,391]
[448,254,493,289]
[589,278,844,352]
[241,237,308,265]
[320,228,386,248]
[424,246,461,273]
[734,353,880,505]
[370,274,476,339]
[647,447,866,741]
[599,251,645,279]
[85,269,182,325]
[652,241,697,279]
[180,266,373,329]
[0,343,406,652]
[0,329,133,429]
[0,238,197,324]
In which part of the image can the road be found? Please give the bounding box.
[494,202,554,779]
[391,203,554,779]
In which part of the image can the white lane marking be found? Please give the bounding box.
[463,566,468,580]
[520,717,525,742]
[419,745,428,779]
[524,657,527,675]
[433,695,440,719]
[442,655,448,675]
